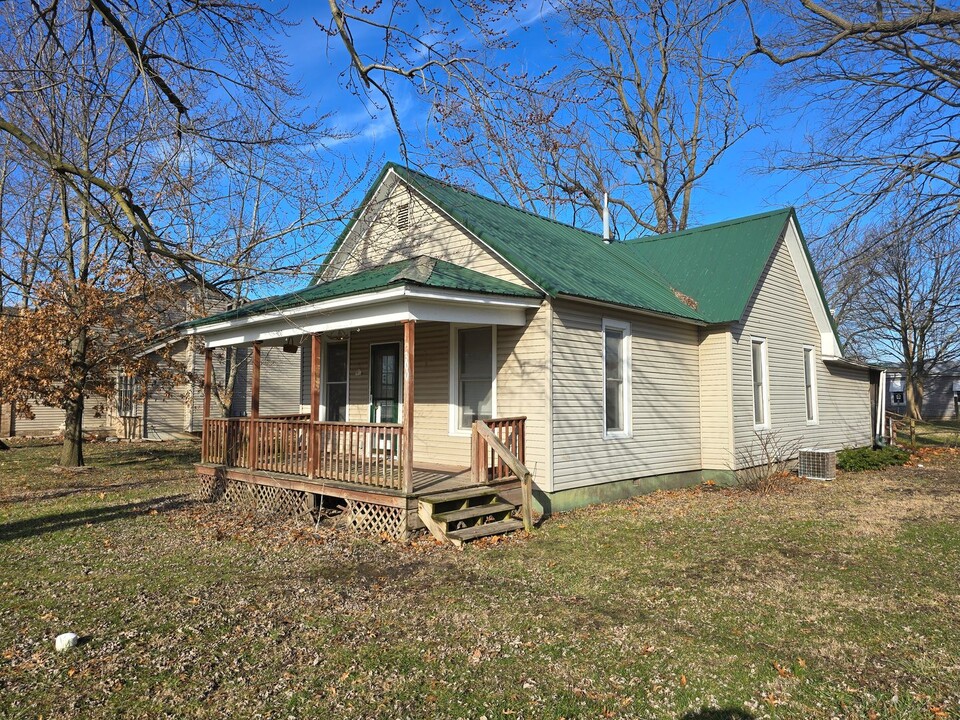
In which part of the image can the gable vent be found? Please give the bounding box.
[396,203,410,231]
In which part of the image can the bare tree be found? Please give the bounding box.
[444,0,755,235]
[0,0,336,274]
[833,221,960,420]
[323,0,754,235]
[0,0,357,465]
[747,0,960,239]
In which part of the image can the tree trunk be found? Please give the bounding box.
[905,375,924,421]
[60,393,85,467]
[60,329,89,467]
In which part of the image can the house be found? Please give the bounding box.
[182,162,877,542]
[887,368,960,421]
[1,280,300,441]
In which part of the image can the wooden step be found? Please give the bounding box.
[433,501,515,525]
[419,486,501,505]
[446,518,524,546]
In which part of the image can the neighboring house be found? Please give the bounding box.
[183,162,877,541]
[887,368,960,421]
[1,279,300,440]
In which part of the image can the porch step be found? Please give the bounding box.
[419,485,503,505]
[417,487,522,547]
[447,519,524,544]
[433,501,516,525]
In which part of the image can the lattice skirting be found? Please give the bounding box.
[197,475,309,518]
[197,475,411,538]
[344,499,408,540]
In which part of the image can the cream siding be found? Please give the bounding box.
[731,236,872,464]
[324,179,535,290]
[256,347,301,416]
[698,328,734,469]
[551,299,702,490]
[10,396,112,437]
[495,304,549,489]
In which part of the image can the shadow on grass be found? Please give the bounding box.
[680,708,755,720]
[0,477,187,506]
[0,494,195,542]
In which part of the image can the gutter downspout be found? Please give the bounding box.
[875,369,887,444]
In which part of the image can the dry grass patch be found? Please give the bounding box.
[1,440,959,719]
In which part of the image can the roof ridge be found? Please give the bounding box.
[624,208,794,245]
[387,162,605,240]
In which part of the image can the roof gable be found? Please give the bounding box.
[621,209,792,323]
[383,164,706,322]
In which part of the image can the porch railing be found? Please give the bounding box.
[314,421,403,490]
[200,415,527,501]
[253,418,310,476]
[472,417,533,531]
[472,416,526,483]
[201,417,403,491]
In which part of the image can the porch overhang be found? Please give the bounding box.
[182,285,543,348]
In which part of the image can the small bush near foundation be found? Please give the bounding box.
[735,430,802,493]
[837,446,910,472]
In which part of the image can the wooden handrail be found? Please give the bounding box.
[474,419,533,532]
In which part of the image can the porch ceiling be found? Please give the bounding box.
[183,285,542,348]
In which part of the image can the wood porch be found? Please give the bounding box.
[195,323,532,538]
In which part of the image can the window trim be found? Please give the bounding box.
[448,324,497,436]
[803,345,819,425]
[751,336,770,430]
[323,338,351,423]
[602,318,632,440]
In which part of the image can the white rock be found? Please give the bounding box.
[55,632,79,652]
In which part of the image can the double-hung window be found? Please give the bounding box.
[300,340,349,421]
[602,319,631,438]
[451,326,495,433]
[116,374,141,417]
[325,342,349,422]
[751,338,769,428]
[803,346,818,424]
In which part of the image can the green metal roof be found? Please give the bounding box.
[379,164,707,322]
[621,209,793,323]
[195,162,839,335]
[182,256,540,329]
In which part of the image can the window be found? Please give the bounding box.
[300,340,349,421]
[803,346,818,423]
[325,342,349,422]
[116,374,141,417]
[602,319,631,437]
[450,326,495,432]
[751,338,769,428]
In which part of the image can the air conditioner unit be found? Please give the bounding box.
[798,448,836,481]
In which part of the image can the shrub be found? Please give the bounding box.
[735,430,802,493]
[836,446,910,472]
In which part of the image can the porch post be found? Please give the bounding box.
[402,320,415,494]
[248,341,262,471]
[250,341,262,419]
[202,348,213,461]
[308,333,321,478]
[202,348,213,420]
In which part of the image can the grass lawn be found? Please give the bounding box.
[1,439,959,719]
[905,420,960,450]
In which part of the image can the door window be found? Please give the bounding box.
[370,343,400,423]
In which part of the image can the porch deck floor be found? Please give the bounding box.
[196,462,475,502]
[410,466,473,494]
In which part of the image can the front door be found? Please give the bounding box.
[370,343,401,423]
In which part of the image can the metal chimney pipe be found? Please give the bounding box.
[602,192,611,243]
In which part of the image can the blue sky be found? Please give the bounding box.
[273,2,831,249]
